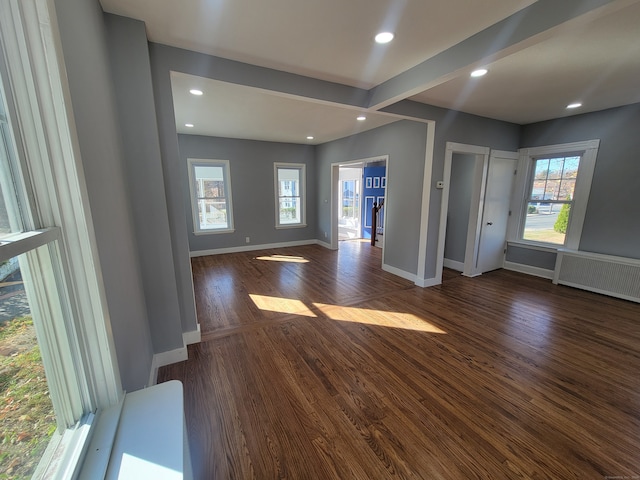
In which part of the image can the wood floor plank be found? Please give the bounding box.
[159,241,640,479]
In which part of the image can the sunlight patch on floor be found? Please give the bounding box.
[255,254,309,263]
[249,294,316,317]
[313,303,447,333]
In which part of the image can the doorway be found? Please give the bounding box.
[436,143,517,282]
[338,166,362,240]
[330,156,388,251]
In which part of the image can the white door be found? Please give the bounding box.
[477,152,517,273]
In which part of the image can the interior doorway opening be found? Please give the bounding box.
[330,156,388,251]
[338,165,362,241]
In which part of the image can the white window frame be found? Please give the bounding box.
[0,0,123,477]
[274,162,306,228]
[509,139,600,250]
[188,158,235,234]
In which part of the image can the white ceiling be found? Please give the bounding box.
[101,0,640,144]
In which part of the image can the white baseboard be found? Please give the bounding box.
[415,276,441,287]
[316,239,332,249]
[443,258,464,272]
[190,239,318,257]
[382,263,416,283]
[183,324,201,345]
[503,261,554,280]
[148,347,188,387]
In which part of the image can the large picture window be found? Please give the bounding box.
[512,140,599,249]
[274,163,306,228]
[188,159,234,234]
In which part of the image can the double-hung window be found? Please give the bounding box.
[188,159,234,234]
[1,2,122,477]
[274,163,306,228]
[512,140,599,249]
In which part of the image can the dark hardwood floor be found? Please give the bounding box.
[158,240,640,479]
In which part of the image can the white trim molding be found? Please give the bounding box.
[503,261,555,280]
[148,347,188,387]
[183,324,201,346]
[190,239,319,257]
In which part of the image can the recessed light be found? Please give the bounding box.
[306,136,314,140]
[189,89,203,96]
[566,102,582,109]
[357,115,366,121]
[470,69,488,78]
[375,32,394,44]
[185,123,194,128]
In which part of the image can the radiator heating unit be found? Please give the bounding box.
[553,249,640,303]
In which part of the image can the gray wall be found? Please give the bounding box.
[316,121,428,276]
[105,14,189,351]
[520,103,640,260]
[178,135,317,251]
[382,101,521,278]
[444,153,476,264]
[54,0,154,390]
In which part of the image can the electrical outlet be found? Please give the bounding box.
[245,237,250,243]
[324,231,327,238]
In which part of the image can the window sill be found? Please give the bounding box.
[193,228,235,236]
[507,240,561,253]
[275,223,307,230]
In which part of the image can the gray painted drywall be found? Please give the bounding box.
[382,100,521,279]
[178,135,317,251]
[521,103,640,261]
[506,245,557,271]
[54,0,153,391]
[444,153,476,264]
[316,120,428,276]
[104,14,188,351]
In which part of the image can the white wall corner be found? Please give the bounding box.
[148,347,188,387]
[183,323,201,346]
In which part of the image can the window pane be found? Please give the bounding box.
[523,201,570,244]
[1,119,24,239]
[0,255,56,478]
[544,179,561,200]
[278,168,299,196]
[279,197,301,224]
[197,199,228,229]
[547,158,564,179]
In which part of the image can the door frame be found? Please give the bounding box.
[435,142,490,282]
[330,155,388,250]
[477,150,518,273]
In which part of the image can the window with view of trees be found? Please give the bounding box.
[513,140,599,250]
[274,163,306,227]
[523,155,580,245]
[188,159,234,233]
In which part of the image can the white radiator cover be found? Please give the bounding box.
[553,249,640,303]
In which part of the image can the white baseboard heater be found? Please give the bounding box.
[553,249,640,303]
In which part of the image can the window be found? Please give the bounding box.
[512,140,599,249]
[188,159,234,234]
[275,163,306,228]
[1,2,121,477]
[523,155,580,245]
